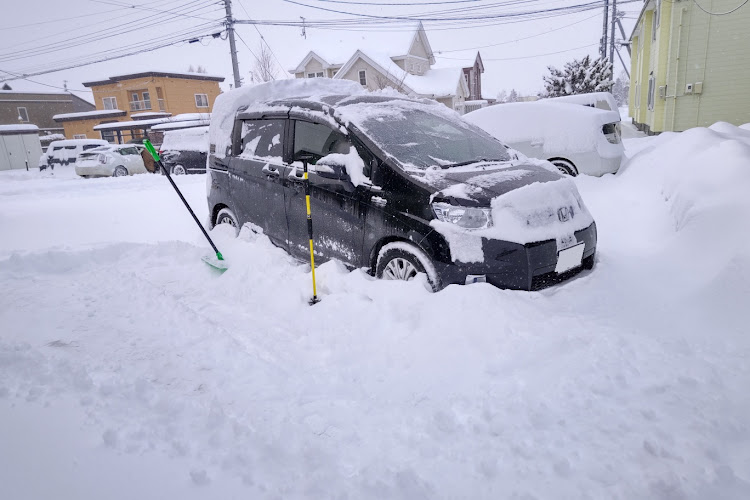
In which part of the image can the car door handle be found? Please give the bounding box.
[262,164,280,178]
[287,168,305,181]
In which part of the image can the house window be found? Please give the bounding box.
[17,107,29,122]
[142,91,151,109]
[195,94,209,108]
[307,72,325,78]
[647,74,655,111]
[102,97,117,110]
[73,134,87,139]
[101,130,115,142]
[316,72,324,77]
[359,70,367,86]
[307,73,316,78]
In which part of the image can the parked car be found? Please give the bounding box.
[207,85,597,291]
[464,101,623,177]
[545,91,620,112]
[40,139,108,170]
[74,144,147,178]
[159,126,208,175]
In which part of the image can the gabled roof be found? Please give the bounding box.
[335,50,468,99]
[288,22,433,73]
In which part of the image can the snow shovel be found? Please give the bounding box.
[143,139,227,272]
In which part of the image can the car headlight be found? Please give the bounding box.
[432,202,492,229]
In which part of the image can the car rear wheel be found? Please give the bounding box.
[113,166,128,177]
[376,242,440,291]
[215,207,239,236]
[550,159,577,176]
[171,164,186,175]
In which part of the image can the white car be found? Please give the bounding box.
[464,101,623,177]
[74,144,147,178]
[41,139,109,170]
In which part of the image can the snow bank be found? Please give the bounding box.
[2,123,750,499]
[209,79,365,158]
[160,126,209,153]
[465,101,619,154]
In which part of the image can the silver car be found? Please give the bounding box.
[75,144,148,178]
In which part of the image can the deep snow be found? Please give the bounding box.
[1,123,749,499]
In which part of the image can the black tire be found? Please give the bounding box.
[215,207,239,236]
[171,164,186,175]
[549,159,577,176]
[113,166,128,177]
[375,243,440,291]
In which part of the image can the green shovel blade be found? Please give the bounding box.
[202,253,228,272]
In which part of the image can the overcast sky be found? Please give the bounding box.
[0,0,643,103]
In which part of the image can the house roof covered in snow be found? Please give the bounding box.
[53,109,127,122]
[289,22,435,73]
[83,71,225,87]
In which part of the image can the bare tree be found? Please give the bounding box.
[374,68,408,94]
[250,43,278,83]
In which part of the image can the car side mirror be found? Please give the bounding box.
[315,156,348,180]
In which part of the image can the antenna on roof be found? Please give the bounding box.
[300,16,306,39]
[63,80,68,91]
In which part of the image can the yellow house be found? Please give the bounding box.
[54,71,224,141]
[629,0,750,134]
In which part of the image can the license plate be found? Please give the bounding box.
[555,242,585,273]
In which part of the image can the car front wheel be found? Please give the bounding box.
[376,242,440,291]
[113,166,128,177]
[550,159,577,176]
[171,164,186,175]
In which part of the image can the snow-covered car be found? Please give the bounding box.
[41,139,108,170]
[159,126,208,175]
[544,91,619,112]
[74,144,147,178]
[207,80,597,291]
[464,101,623,177]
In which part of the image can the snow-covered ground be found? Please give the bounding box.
[1,123,749,499]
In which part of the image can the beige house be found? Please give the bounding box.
[629,0,750,134]
[53,71,224,142]
[290,23,475,113]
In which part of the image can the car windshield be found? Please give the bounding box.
[348,105,510,170]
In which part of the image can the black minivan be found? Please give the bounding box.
[207,92,596,291]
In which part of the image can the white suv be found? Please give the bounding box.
[74,144,147,178]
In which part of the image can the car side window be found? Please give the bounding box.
[240,119,284,159]
[293,120,350,164]
[120,147,138,155]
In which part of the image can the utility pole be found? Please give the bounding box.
[223,0,242,89]
[610,0,617,69]
[601,0,609,60]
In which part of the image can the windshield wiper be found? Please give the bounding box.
[439,158,505,169]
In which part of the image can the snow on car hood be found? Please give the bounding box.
[430,176,594,263]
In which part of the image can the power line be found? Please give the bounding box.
[436,42,599,61]
[0,1,221,63]
[89,0,224,21]
[0,6,130,30]
[236,0,291,78]
[692,0,749,15]
[0,25,222,83]
[436,11,600,53]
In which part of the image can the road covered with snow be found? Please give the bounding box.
[1,123,749,499]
